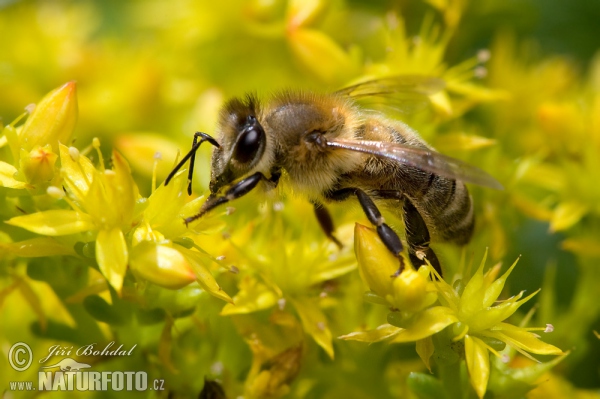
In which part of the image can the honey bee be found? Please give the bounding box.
[165,76,502,275]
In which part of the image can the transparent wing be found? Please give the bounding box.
[327,139,503,190]
[335,75,445,114]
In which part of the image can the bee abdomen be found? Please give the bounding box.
[422,177,474,245]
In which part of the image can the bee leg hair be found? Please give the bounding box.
[328,188,405,275]
[165,132,220,195]
[184,171,270,225]
[312,202,343,249]
[402,198,442,277]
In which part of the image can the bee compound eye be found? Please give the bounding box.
[233,125,263,164]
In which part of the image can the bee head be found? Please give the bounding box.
[210,95,266,193]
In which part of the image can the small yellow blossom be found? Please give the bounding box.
[220,224,355,358]
[433,252,563,398]
[19,144,58,185]
[7,142,136,292]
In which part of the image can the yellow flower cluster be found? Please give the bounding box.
[343,225,563,398]
[3,83,231,302]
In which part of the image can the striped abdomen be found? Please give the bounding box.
[352,117,475,245]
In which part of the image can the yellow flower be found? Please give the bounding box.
[341,226,562,399]
[221,222,356,359]
[131,168,232,302]
[433,252,563,398]
[7,142,137,292]
[0,82,77,190]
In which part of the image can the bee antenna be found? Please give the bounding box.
[165,132,220,195]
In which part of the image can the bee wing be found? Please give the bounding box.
[327,139,503,190]
[335,75,445,114]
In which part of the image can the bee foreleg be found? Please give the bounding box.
[184,171,266,225]
[327,188,405,275]
[165,132,220,195]
[312,202,343,249]
[402,199,442,277]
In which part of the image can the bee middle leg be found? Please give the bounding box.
[327,188,405,275]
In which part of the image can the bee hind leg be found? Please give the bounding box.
[402,198,442,277]
[327,188,405,275]
[312,202,343,249]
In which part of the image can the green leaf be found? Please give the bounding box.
[407,372,447,399]
[83,295,127,326]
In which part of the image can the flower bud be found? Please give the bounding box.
[19,144,58,185]
[20,82,78,151]
[354,223,398,299]
[388,268,437,313]
[130,242,196,289]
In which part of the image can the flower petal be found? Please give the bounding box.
[0,237,75,257]
[144,170,188,236]
[0,161,30,189]
[96,228,128,293]
[470,290,539,332]
[483,257,520,308]
[308,255,356,285]
[459,250,488,318]
[59,143,95,197]
[290,297,334,359]
[486,323,563,355]
[221,276,278,315]
[550,200,588,232]
[465,335,490,399]
[6,210,94,235]
[389,306,458,343]
[339,324,402,343]
[104,150,138,225]
[178,247,233,303]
